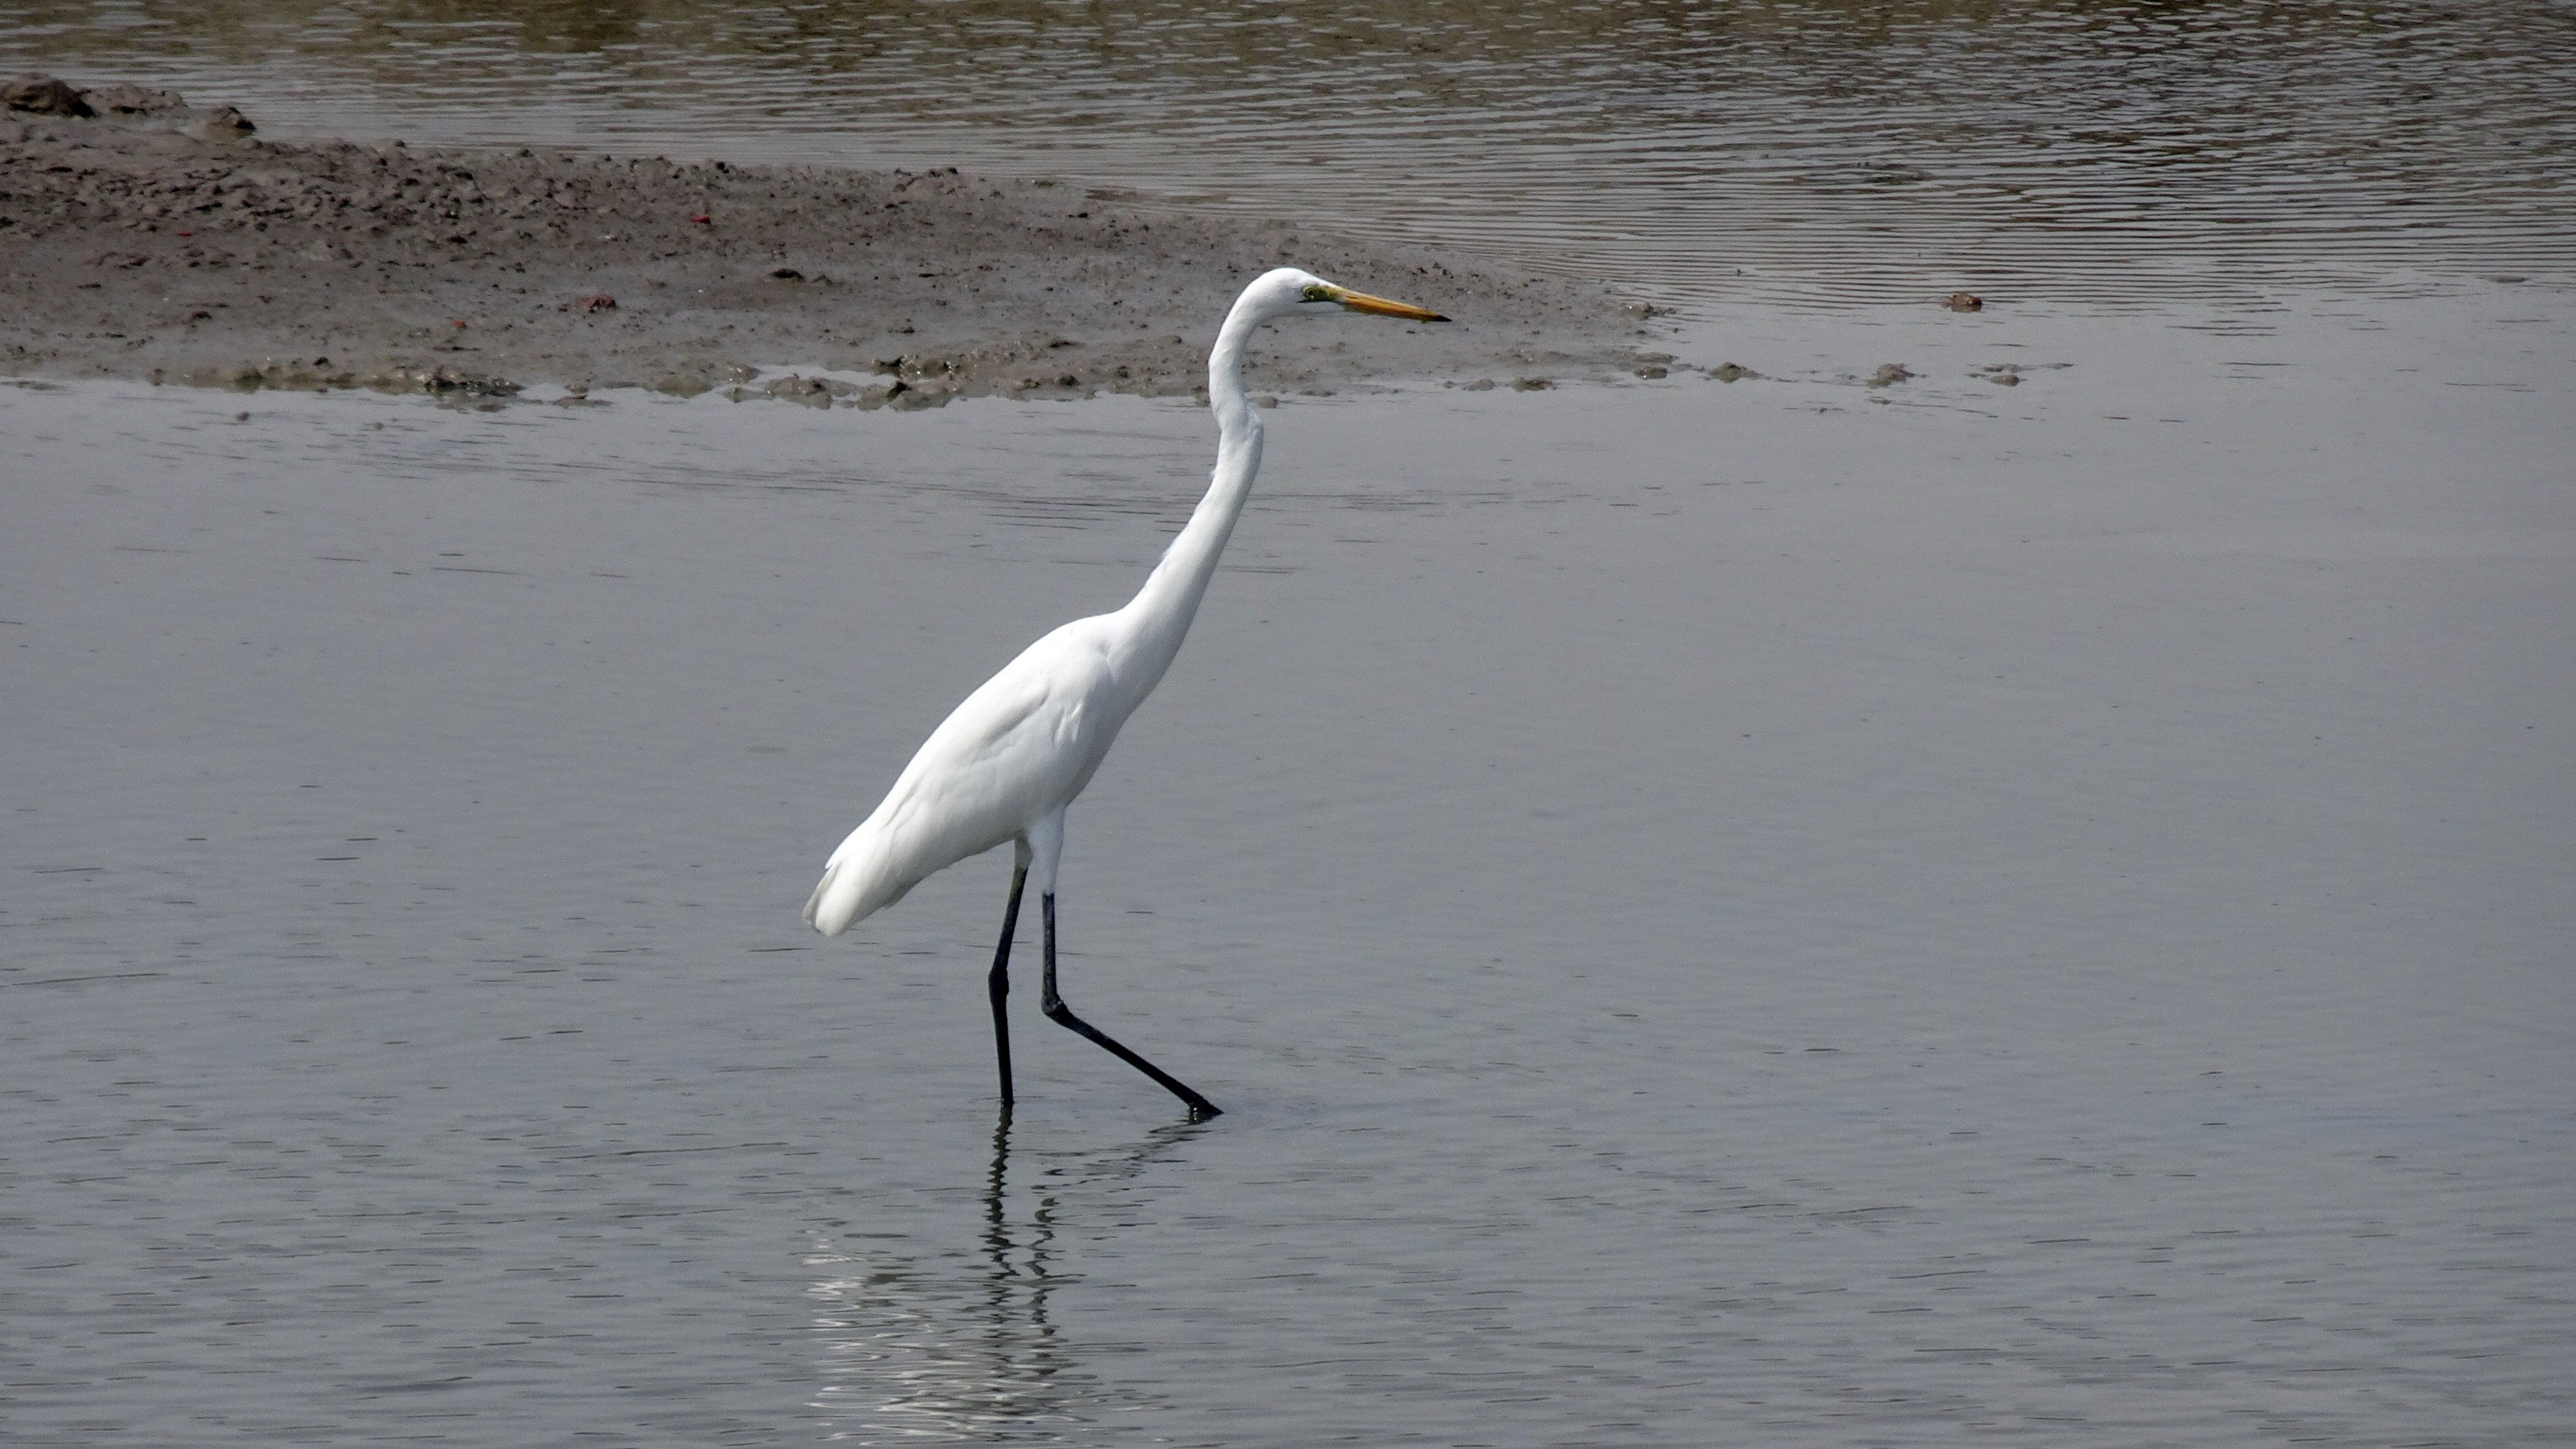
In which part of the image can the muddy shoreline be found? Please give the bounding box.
[2,77,1658,407]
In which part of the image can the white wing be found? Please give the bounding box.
[805,616,1123,936]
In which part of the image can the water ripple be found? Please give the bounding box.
[5,0,2571,311]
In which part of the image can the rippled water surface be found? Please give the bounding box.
[6,293,2573,1444]
[5,0,2574,308]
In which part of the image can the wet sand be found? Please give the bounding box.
[2,81,1654,402]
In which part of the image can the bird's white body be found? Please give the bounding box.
[803,273,1289,936]
[799,266,1444,1118]
[800,585,1224,934]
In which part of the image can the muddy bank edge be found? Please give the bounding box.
[3,78,1672,407]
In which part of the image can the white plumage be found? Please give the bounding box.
[802,266,1447,1120]
[803,614,1124,935]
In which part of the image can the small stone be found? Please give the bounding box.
[1945,290,1984,312]
[765,374,834,408]
[184,105,257,142]
[1709,363,1754,382]
[256,359,335,391]
[1511,376,1553,391]
[368,364,518,397]
[1867,363,1913,388]
[85,82,185,115]
[3,73,93,117]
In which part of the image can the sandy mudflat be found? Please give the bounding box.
[1,78,1654,404]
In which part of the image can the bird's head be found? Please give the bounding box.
[1246,266,1448,325]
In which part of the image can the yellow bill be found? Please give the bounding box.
[1332,287,1449,322]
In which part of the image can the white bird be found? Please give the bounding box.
[805,267,1448,1120]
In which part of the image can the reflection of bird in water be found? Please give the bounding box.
[806,1118,1209,1443]
[804,268,1447,1122]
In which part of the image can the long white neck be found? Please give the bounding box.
[1109,293,1270,687]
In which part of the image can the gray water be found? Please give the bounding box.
[7,3,2576,1442]
[5,0,2575,309]
[6,287,2573,1444]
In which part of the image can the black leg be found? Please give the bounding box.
[988,860,1028,1118]
[1038,892,1222,1121]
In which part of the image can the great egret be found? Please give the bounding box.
[805,267,1448,1121]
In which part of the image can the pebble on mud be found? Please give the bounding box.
[3,73,93,117]
[374,365,521,398]
[82,81,186,115]
[765,374,835,408]
[1709,363,1756,382]
[183,105,257,142]
[181,358,354,392]
[1945,290,1984,312]
[1867,363,1914,388]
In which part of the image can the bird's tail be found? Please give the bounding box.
[803,824,916,936]
[801,861,848,933]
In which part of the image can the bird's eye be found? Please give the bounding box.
[1301,284,1334,303]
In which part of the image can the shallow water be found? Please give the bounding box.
[5,0,2574,309]
[5,290,2573,1444]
